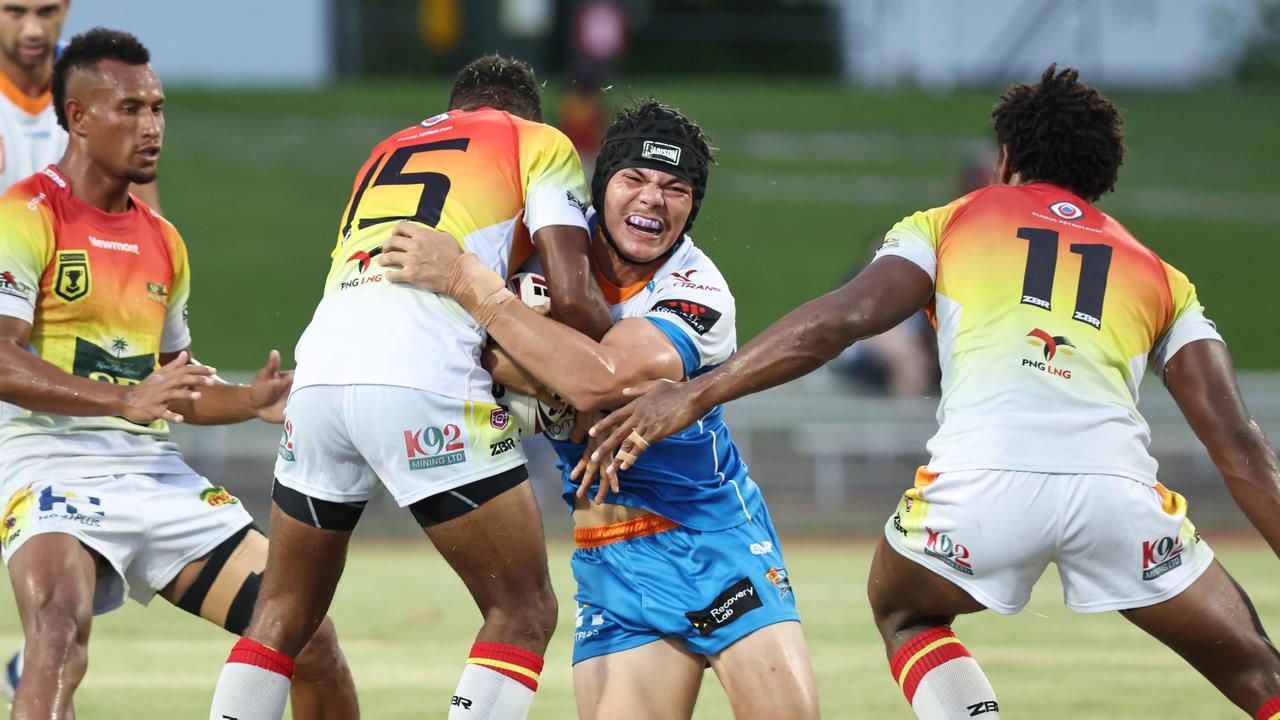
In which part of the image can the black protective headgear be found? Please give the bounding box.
[591,102,712,265]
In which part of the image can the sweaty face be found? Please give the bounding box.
[68,59,164,184]
[0,1,64,73]
[602,167,693,264]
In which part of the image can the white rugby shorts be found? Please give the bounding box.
[1,471,253,615]
[884,467,1214,614]
[274,384,525,507]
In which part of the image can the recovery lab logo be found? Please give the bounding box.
[1049,201,1083,220]
[685,577,763,636]
[1022,328,1074,380]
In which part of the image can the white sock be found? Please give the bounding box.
[450,643,543,719]
[208,638,293,720]
[891,626,1000,720]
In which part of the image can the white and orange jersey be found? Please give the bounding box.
[292,108,590,402]
[875,183,1221,483]
[0,71,66,193]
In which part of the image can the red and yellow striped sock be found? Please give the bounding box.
[1255,697,1280,720]
[465,642,544,691]
[890,626,972,705]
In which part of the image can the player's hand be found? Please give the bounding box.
[250,349,294,423]
[380,221,463,293]
[589,380,703,482]
[570,410,618,504]
[120,351,216,424]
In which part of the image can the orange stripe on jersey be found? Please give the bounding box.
[594,264,654,304]
[912,466,938,490]
[0,69,51,115]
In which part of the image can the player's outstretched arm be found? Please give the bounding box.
[533,224,613,341]
[1164,339,1280,556]
[0,317,214,423]
[160,348,293,425]
[589,256,934,471]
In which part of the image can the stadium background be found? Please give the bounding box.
[3,1,1278,717]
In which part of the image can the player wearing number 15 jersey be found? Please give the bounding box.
[210,56,613,720]
[588,65,1280,720]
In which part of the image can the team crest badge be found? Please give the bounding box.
[53,250,91,303]
[200,486,239,507]
[765,567,792,598]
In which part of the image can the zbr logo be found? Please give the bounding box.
[404,424,467,470]
[1025,328,1074,361]
[1049,201,1083,220]
[1142,535,1185,581]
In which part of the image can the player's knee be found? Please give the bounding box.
[293,616,350,683]
[484,584,558,648]
[24,598,91,673]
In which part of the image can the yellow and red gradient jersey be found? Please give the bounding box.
[292,107,591,401]
[0,166,192,449]
[874,182,1221,482]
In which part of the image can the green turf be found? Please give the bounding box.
[1,537,1274,718]
[153,78,1280,370]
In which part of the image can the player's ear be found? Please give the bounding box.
[994,144,1013,186]
[64,98,89,136]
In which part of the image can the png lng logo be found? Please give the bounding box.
[347,247,384,273]
[1022,328,1074,379]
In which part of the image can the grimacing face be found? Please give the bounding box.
[67,59,164,184]
[0,1,64,74]
[602,166,693,264]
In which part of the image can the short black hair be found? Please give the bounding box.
[448,55,542,122]
[991,64,1125,201]
[52,28,151,131]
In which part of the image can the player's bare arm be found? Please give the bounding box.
[590,255,935,471]
[1164,338,1280,555]
[0,315,213,423]
[160,348,293,425]
[534,224,612,340]
[384,223,682,410]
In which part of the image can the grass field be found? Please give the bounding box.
[1,537,1274,718]
[152,78,1280,370]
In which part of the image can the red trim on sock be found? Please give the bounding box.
[1255,697,1280,720]
[468,642,544,691]
[226,637,295,679]
[889,626,973,705]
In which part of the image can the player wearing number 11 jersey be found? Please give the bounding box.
[209,56,613,720]
[588,64,1280,720]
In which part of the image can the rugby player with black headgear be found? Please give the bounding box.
[379,100,821,720]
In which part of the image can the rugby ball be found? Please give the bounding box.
[493,272,577,440]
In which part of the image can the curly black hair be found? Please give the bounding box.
[991,64,1125,201]
[448,55,542,122]
[52,28,151,131]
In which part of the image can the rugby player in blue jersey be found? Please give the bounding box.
[381,101,820,720]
